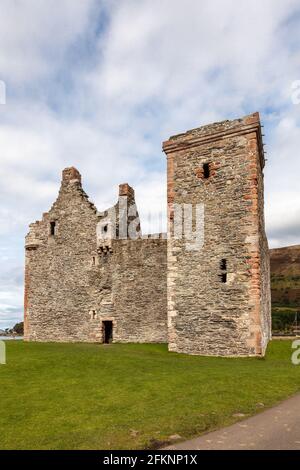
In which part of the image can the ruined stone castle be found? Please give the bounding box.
[24,112,272,356]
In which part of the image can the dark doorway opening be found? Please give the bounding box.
[103,321,113,344]
[203,163,210,179]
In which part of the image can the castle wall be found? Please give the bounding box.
[24,112,271,356]
[24,169,167,343]
[109,237,167,343]
[24,168,102,342]
[163,112,271,356]
[253,133,272,353]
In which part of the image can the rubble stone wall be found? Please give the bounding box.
[163,112,271,356]
[24,169,167,343]
[24,112,271,356]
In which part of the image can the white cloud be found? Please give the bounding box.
[265,111,300,247]
[0,0,97,83]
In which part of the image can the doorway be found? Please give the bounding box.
[103,321,113,344]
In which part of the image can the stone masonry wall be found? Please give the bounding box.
[163,112,271,356]
[24,168,103,342]
[24,168,167,343]
[24,112,271,356]
[110,237,167,343]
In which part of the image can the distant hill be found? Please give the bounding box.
[270,245,300,308]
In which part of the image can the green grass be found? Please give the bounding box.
[0,341,300,450]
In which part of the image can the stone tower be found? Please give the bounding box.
[163,112,271,356]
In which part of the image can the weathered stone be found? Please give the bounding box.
[24,112,271,356]
[163,112,271,356]
[24,171,167,343]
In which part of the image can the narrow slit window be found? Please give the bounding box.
[203,163,210,179]
[50,221,56,236]
[219,258,228,283]
[92,256,96,266]
[220,259,227,271]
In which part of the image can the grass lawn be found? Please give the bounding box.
[0,340,299,450]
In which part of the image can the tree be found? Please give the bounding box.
[13,322,24,335]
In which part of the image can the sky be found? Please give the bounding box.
[0,0,300,329]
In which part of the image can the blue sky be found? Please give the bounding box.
[0,0,300,329]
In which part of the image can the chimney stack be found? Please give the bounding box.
[119,183,135,199]
[62,167,81,185]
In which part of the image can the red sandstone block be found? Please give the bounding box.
[62,167,81,183]
[119,183,135,198]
